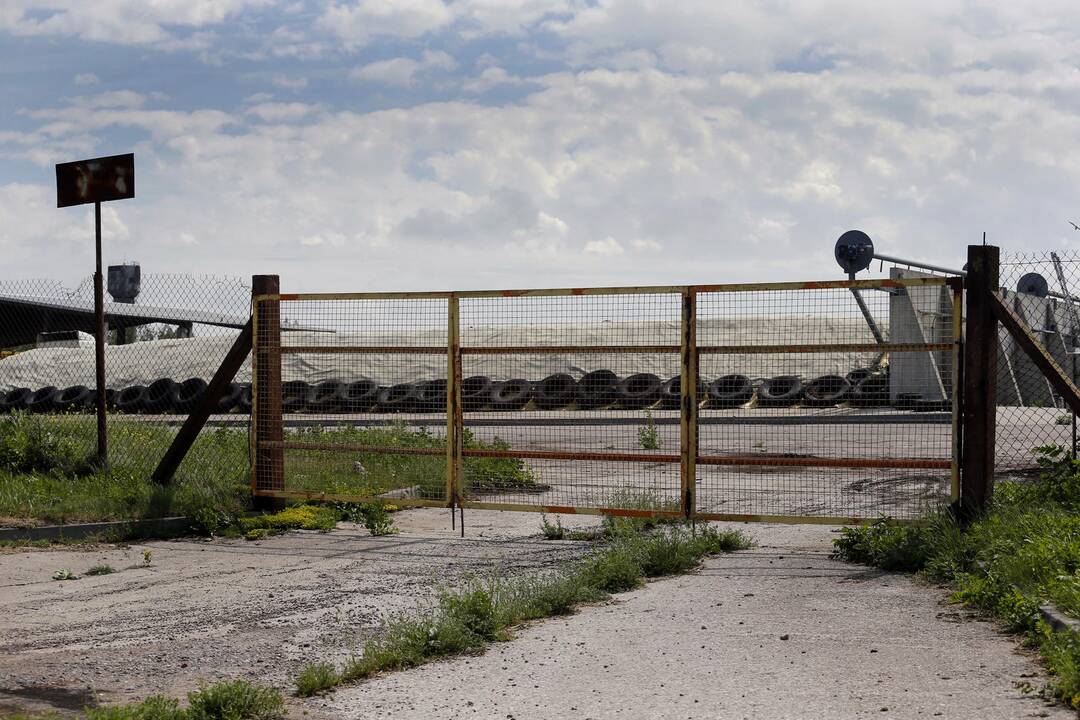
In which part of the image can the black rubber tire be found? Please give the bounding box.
[577,370,619,410]
[462,376,492,411]
[845,368,873,385]
[216,383,244,413]
[281,380,310,414]
[414,379,447,413]
[707,374,753,408]
[54,385,93,412]
[758,375,803,408]
[914,398,950,412]
[235,384,253,414]
[659,376,703,410]
[143,378,177,414]
[27,386,59,414]
[377,383,415,413]
[105,388,118,411]
[850,375,889,407]
[895,393,921,411]
[307,380,343,413]
[534,373,578,410]
[337,379,379,412]
[116,385,148,414]
[491,379,533,410]
[617,373,662,409]
[173,378,208,414]
[2,387,33,413]
[802,375,851,408]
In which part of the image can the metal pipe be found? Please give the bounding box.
[873,252,966,277]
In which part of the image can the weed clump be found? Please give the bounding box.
[82,680,283,719]
[85,564,115,576]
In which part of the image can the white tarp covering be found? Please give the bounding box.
[0,317,881,392]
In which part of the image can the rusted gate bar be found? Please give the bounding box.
[961,246,998,512]
[251,275,284,506]
[680,289,698,519]
[447,294,463,509]
[950,277,964,504]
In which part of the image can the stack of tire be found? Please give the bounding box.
[0,379,253,415]
[0,367,933,415]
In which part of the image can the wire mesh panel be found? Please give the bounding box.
[996,251,1080,471]
[253,293,452,507]
[0,274,252,487]
[695,278,958,521]
[458,289,684,516]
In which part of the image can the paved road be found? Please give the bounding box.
[311,522,1071,720]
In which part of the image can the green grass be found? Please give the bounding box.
[831,444,1080,709]
[81,680,284,720]
[0,414,536,526]
[295,523,750,696]
[0,680,283,720]
[84,564,115,576]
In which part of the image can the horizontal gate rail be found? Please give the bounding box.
[281,345,446,354]
[695,455,951,470]
[265,440,445,457]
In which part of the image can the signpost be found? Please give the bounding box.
[56,153,135,467]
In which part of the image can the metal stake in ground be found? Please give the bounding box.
[56,153,135,467]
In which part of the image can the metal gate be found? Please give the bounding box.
[251,277,960,524]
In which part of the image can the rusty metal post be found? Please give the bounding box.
[680,289,698,520]
[93,201,107,466]
[447,294,463,515]
[960,245,998,515]
[949,277,963,505]
[252,274,284,509]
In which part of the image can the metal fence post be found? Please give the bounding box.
[961,246,998,514]
[447,294,463,510]
[251,274,284,508]
[949,277,964,505]
[680,289,698,520]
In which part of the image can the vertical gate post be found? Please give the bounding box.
[961,245,999,515]
[447,294,463,509]
[252,274,285,509]
[680,289,698,520]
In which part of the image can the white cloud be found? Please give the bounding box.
[317,0,453,49]
[270,74,309,91]
[350,51,457,86]
[462,66,524,94]
[6,2,1080,291]
[0,0,265,48]
[584,237,624,256]
[245,102,318,122]
[73,73,99,86]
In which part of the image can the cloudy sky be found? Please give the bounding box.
[1,1,1079,292]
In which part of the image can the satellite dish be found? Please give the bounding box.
[1016,272,1049,298]
[834,230,875,277]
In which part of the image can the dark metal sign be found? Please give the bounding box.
[56,153,135,208]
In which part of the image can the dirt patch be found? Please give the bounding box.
[0,509,596,716]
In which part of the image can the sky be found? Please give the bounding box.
[1,1,1080,293]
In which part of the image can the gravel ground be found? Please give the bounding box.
[0,509,593,716]
[0,511,1072,719]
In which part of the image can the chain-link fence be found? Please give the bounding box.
[0,273,252,484]
[996,251,1080,471]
